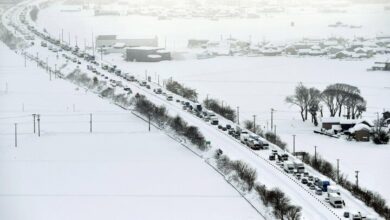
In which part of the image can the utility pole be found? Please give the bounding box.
[14,123,17,147]
[148,114,151,131]
[158,75,160,85]
[37,114,41,137]
[355,170,359,188]
[91,31,95,56]
[54,64,57,79]
[237,106,240,124]
[271,108,274,131]
[89,113,92,133]
[293,134,296,155]
[314,145,317,163]
[337,159,340,183]
[36,52,39,67]
[253,115,256,133]
[32,114,36,133]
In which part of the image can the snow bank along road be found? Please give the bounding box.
[1,1,384,219]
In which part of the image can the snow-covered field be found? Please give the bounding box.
[0,43,261,220]
[37,3,390,49]
[32,2,390,203]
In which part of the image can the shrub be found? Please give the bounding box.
[372,129,389,144]
[166,80,198,102]
[265,132,287,150]
[204,98,236,122]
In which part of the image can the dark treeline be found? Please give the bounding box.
[215,149,302,220]
[204,98,236,122]
[166,80,198,102]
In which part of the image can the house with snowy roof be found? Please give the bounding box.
[347,123,371,142]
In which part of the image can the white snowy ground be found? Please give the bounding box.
[2,1,388,219]
[33,3,390,203]
[0,43,261,220]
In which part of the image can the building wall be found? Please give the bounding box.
[125,48,170,62]
[96,37,158,48]
[322,122,339,130]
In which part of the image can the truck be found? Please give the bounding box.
[192,103,202,112]
[283,161,295,173]
[240,130,250,144]
[293,159,305,173]
[315,178,330,192]
[327,185,341,196]
[329,192,344,208]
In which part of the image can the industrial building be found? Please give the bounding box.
[125,47,171,62]
[95,35,158,48]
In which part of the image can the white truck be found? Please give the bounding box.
[329,192,344,208]
[240,130,250,144]
[327,185,341,196]
[293,159,305,173]
[283,161,295,173]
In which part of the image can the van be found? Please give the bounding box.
[248,139,261,150]
[211,117,219,125]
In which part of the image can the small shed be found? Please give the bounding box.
[349,124,371,142]
[321,117,340,130]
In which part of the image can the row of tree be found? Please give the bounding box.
[166,79,198,102]
[215,150,302,220]
[286,83,366,125]
[299,152,390,219]
[133,95,208,151]
[204,98,236,122]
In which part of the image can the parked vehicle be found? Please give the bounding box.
[327,185,341,196]
[154,88,162,94]
[293,159,305,173]
[315,178,330,192]
[248,139,261,150]
[269,154,276,161]
[167,95,173,101]
[315,188,323,195]
[210,117,219,125]
[283,161,295,173]
[240,130,250,144]
[329,193,344,208]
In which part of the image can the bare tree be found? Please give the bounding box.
[286,205,302,220]
[285,83,309,121]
